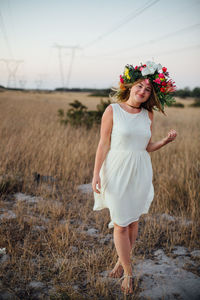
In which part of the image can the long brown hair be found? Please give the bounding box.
[109,78,165,115]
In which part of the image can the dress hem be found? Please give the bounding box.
[109,217,139,229]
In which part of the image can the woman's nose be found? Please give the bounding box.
[140,88,145,94]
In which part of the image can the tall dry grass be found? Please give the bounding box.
[0,90,199,299]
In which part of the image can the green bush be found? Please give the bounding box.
[89,89,111,97]
[58,99,111,129]
[170,102,184,108]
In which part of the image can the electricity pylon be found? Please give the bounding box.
[53,44,81,88]
[0,59,23,88]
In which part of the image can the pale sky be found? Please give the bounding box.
[0,0,200,90]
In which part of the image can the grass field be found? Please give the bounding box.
[0,90,199,299]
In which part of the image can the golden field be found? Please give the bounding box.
[0,90,199,299]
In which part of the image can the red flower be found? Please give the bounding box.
[162,67,167,73]
[135,66,138,70]
[120,75,124,83]
[162,81,167,86]
[143,64,147,67]
[160,87,165,93]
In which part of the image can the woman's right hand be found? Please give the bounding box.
[92,174,101,194]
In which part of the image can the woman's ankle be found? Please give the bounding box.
[122,263,132,275]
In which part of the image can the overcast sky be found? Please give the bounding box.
[0,0,200,90]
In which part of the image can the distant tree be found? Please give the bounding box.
[192,87,200,98]
[175,87,191,98]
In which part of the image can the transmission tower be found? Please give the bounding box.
[19,79,27,89]
[53,44,81,88]
[0,59,23,88]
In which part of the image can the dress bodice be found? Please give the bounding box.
[110,103,152,152]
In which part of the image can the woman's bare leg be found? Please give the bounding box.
[109,220,139,277]
[128,220,139,249]
[112,223,133,293]
[109,221,139,293]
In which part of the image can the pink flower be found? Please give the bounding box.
[140,67,144,71]
[153,78,161,84]
[120,75,124,83]
[165,80,176,92]
[158,73,165,78]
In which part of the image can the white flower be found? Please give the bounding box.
[156,63,162,71]
[141,67,151,76]
[141,61,163,76]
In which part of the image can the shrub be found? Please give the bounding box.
[171,102,184,108]
[58,99,111,129]
[89,89,111,97]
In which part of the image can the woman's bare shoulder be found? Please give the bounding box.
[100,104,113,135]
[102,104,113,119]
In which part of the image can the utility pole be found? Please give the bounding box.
[0,59,23,88]
[53,44,81,88]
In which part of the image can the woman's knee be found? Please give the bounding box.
[128,220,139,229]
[114,223,128,234]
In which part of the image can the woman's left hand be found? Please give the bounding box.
[162,129,177,145]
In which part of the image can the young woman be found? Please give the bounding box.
[92,61,177,295]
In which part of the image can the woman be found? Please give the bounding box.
[92,61,177,295]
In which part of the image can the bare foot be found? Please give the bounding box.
[121,275,133,295]
[109,259,124,278]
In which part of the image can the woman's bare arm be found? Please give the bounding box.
[146,111,177,152]
[92,105,113,193]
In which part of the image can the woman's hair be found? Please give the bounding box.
[109,78,165,115]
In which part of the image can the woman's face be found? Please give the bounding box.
[130,80,152,104]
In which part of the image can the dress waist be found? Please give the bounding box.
[109,148,147,153]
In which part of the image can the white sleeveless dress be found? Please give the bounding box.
[93,103,154,229]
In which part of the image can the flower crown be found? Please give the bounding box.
[119,61,176,110]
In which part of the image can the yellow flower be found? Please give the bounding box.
[124,68,131,80]
[124,67,128,75]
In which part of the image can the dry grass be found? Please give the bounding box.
[0,90,199,299]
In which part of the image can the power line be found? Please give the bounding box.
[81,0,160,49]
[77,44,200,61]
[80,23,200,59]
[97,23,200,58]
